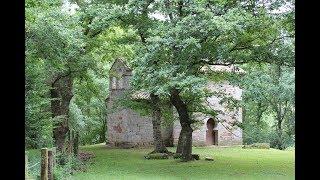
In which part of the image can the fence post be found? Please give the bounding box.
[41,148,48,180]
[51,147,57,167]
[25,151,28,180]
[48,150,54,180]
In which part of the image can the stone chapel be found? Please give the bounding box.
[106,59,243,148]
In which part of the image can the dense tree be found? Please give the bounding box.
[26,0,295,163]
[26,0,101,151]
[238,63,295,149]
[70,26,135,145]
[26,0,74,149]
[75,0,294,161]
[74,0,173,153]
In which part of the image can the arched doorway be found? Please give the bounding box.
[206,118,218,145]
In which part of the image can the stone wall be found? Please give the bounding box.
[107,104,154,148]
[172,80,243,146]
[107,59,243,148]
[106,59,174,148]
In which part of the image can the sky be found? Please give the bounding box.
[62,0,79,14]
[62,0,293,18]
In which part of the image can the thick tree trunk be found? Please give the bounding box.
[51,75,73,152]
[182,125,193,161]
[149,93,169,154]
[170,89,193,161]
[176,130,185,154]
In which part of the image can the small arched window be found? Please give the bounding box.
[118,78,124,89]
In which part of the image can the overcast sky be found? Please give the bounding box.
[62,0,293,19]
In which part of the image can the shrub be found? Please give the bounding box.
[243,143,270,149]
[173,153,182,159]
[285,146,295,151]
[243,121,270,145]
[146,153,169,159]
[192,154,200,160]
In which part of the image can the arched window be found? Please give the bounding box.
[118,78,124,89]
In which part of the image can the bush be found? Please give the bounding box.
[173,153,182,159]
[243,121,270,145]
[145,153,169,159]
[192,154,200,160]
[285,146,295,151]
[243,143,270,149]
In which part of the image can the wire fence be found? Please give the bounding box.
[26,148,56,180]
[28,161,40,170]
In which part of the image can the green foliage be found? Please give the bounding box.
[242,119,270,145]
[26,149,87,180]
[25,0,295,156]
[146,153,169,160]
[82,0,295,130]
[54,152,90,179]
[25,0,70,149]
[242,143,270,149]
[70,70,109,145]
[173,153,182,159]
[25,0,138,148]
[239,63,295,149]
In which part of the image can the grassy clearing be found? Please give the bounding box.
[71,143,294,180]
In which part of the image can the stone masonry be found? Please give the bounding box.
[106,59,173,148]
[106,59,242,148]
[172,81,243,146]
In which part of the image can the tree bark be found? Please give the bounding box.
[276,108,284,150]
[176,129,185,154]
[51,75,73,152]
[256,102,265,124]
[73,132,79,156]
[99,117,107,143]
[170,89,193,161]
[48,150,54,180]
[149,93,169,154]
[41,148,48,180]
[273,64,284,150]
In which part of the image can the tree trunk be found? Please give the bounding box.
[99,117,107,143]
[51,75,73,152]
[276,110,284,150]
[68,130,74,155]
[73,132,79,156]
[256,102,266,125]
[170,89,193,161]
[149,93,169,154]
[176,130,185,154]
[273,64,284,150]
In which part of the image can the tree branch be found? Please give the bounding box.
[178,0,183,17]
[165,0,174,21]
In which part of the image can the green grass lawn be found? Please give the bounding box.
[71,143,294,180]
